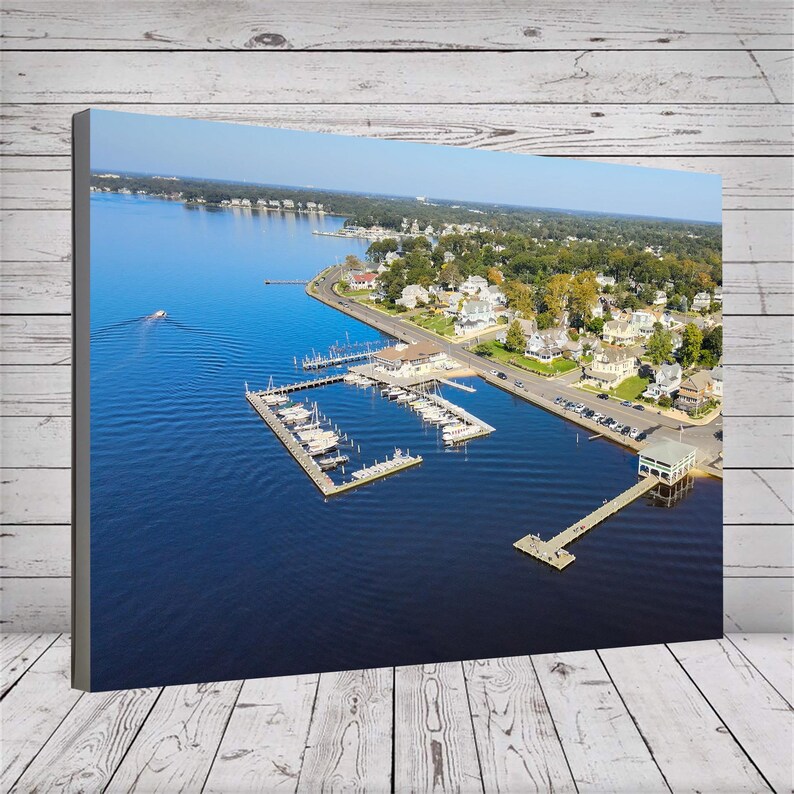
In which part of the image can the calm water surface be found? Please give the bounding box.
[90,194,722,689]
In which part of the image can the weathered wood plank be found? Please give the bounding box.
[1,467,788,526]
[532,650,668,791]
[723,417,793,468]
[394,662,481,793]
[598,643,771,791]
[297,667,393,793]
[2,103,792,157]
[0,635,82,791]
[1,51,783,104]
[106,680,243,793]
[0,577,70,631]
[0,365,71,417]
[1,1,790,51]
[2,315,789,366]
[751,50,794,104]
[727,579,793,634]
[723,525,794,578]
[463,656,576,792]
[2,154,792,212]
[204,673,319,793]
[0,526,70,577]
[0,631,56,696]
[669,637,793,793]
[0,364,788,419]
[725,634,793,704]
[2,257,791,315]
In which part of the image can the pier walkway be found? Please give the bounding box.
[302,345,389,370]
[246,390,422,496]
[514,476,660,570]
[260,374,345,394]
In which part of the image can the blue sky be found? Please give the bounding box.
[89,110,722,223]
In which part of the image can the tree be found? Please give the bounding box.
[658,395,673,409]
[536,311,555,330]
[344,254,363,270]
[505,320,527,353]
[472,343,493,357]
[503,280,535,318]
[486,266,504,285]
[586,315,604,335]
[698,349,717,367]
[646,322,673,365]
[680,322,703,367]
[440,261,462,289]
[569,271,598,326]
[544,273,571,318]
[702,324,723,360]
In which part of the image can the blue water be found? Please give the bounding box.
[89,194,723,690]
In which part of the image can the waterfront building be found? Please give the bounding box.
[675,370,715,412]
[643,362,683,401]
[602,319,637,346]
[396,284,430,309]
[454,300,496,336]
[373,341,445,376]
[495,317,535,345]
[460,275,489,295]
[638,440,697,484]
[282,199,295,209]
[582,345,638,389]
[350,273,378,290]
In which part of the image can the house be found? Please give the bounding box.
[669,331,683,352]
[384,251,401,264]
[396,284,430,309]
[460,275,489,295]
[591,301,605,318]
[256,199,268,207]
[653,290,667,306]
[692,291,712,310]
[643,362,683,401]
[675,370,714,413]
[710,365,724,398]
[443,251,456,264]
[282,199,295,209]
[306,201,317,211]
[495,318,535,345]
[454,300,496,336]
[563,335,601,361]
[376,262,390,275]
[525,324,569,362]
[240,198,252,207]
[650,309,676,329]
[268,199,281,208]
[602,319,637,346]
[596,273,616,288]
[373,341,445,376]
[350,273,378,290]
[630,310,656,338]
[582,346,638,389]
[442,292,464,317]
[713,287,723,303]
[478,284,506,308]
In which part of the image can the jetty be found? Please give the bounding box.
[257,374,345,395]
[302,342,390,370]
[514,476,660,570]
[264,279,309,285]
[246,388,421,496]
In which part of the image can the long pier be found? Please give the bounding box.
[259,374,345,394]
[264,279,309,285]
[514,476,659,570]
[246,390,422,496]
[302,343,389,370]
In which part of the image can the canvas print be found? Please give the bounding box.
[73,110,724,691]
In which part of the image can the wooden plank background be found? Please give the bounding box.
[0,1,791,635]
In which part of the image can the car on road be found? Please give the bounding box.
[620,400,633,407]
[633,404,645,411]
[514,380,524,389]
[489,369,499,376]
[337,299,344,305]
[497,372,507,380]
[597,393,610,400]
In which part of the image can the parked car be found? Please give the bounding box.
[554,396,564,404]
[633,404,645,411]
[597,393,610,400]
[621,426,631,435]
[637,431,647,441]
[629,427,640,439]
[620,400,633,407]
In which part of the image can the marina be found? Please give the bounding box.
[301,340,391,370]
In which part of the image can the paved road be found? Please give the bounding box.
[312,268,723,468]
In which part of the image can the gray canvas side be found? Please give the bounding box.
[72,109,91,691]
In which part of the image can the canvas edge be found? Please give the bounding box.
[72,109,91,691]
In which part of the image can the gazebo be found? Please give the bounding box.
[638,440,697,484]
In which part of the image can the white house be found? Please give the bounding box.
[713,287,723,303]
[596,273,616,288]
[643,362,683,401]
[478,284,507,308]
[460,275,489,295]
[692,291,712,310]
[349,272,378,290]
[282,199,295,209]
[710,365,724,398]
[630,310,657,338]
[396,284,430,309]
[653,290,667,305]
[602,319,637,346]
[525,325,569,362]
[373,341,446,376]
[591,301,605,319]
[384,251,401,264]
[582,346,638,389]
[442,292,464,317]
[495,317,535,345]
[454,300,496,336]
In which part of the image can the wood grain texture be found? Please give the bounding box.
[532,650,668,791]
[0,525,70,577]
[0,577,70,631]
[297,667,393,793]
[0,635,82,791]
[723,526,794,578]
[0,630,56,696]
[394,662,481,793]
[726,633,793,705]
[2,1,791,51]
[0,366,71,417]
[598,643,771,792]
[1,51,785,105]
[11,686,162,792]
[106,680,243,793]
[463,656,576,792]
[3,103,793,158]
[670,637,794,793]
[203,673,319,793]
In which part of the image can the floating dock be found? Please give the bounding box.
[264,279,309,285]
[258,373,345,395]
[302,342,390,370]
[514,476,660,570]
[246,389,421,496]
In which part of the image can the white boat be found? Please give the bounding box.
[265,393,288,406]
[281,409,311,424]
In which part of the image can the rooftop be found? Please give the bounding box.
[639,440,697,466]
[375,340,443,363]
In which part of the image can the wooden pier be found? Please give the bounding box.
[257,373,345,395]
[246,390,422,496]
[264,279,309,285]
[302,343,389,370]
[514,476,659,570]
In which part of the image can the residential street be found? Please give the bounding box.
[312,267,723,471]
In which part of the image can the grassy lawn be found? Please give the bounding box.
[582,375,650,401]
[338,288,373,297]
[474,341,577,376]
[410,312,455,337]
